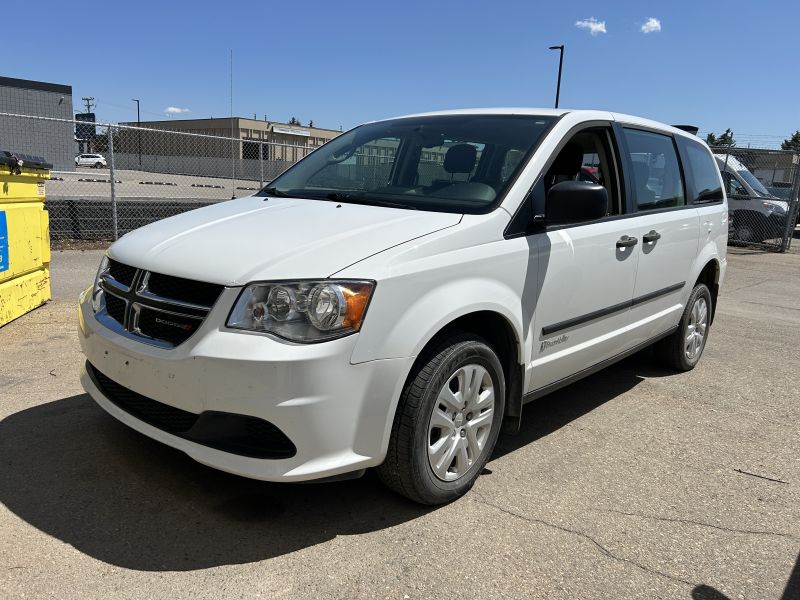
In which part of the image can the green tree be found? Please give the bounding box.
[706,129,735,147]
[307,119,314,128]
[717,128,736,147]
[288,117,300,126]
[781,130,800,152]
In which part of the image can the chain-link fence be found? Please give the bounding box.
[0,112,318,240]
[711,145,800,252]
[3,111,799,249]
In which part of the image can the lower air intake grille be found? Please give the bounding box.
[89,362,198,433]
[87,362,297,459]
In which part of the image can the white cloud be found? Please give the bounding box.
[641,17,661,33]
[164,106,191,114]
[575,17,607,36]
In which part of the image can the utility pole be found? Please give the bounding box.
[132,99,142,169]
[81,96,95,113]
[230,49,236,199]
[80,97,96,152]
[548,45,565,109]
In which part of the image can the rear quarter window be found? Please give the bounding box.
[681,140,724,203]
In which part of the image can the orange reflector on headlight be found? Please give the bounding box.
[342,283,373,330]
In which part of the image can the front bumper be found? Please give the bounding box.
[78,287,413,482]
[768,212,789,237]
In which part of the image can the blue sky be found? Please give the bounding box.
[5,1,799,137]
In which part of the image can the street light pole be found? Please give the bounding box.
[132,98,141,168]
[548,45,565,109]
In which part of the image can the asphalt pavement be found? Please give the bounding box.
[0,246,798,599]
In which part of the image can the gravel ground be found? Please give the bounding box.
[0,246,798,600]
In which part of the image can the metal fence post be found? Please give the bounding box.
[785,152,800,251]
[107,126,119,240]
[231,119,236,199]
[259,141,264,188]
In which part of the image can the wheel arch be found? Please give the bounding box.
[400,310,525,437]
[694,258,721,324]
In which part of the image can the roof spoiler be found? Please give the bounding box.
[672,125,699,135]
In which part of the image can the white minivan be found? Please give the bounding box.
[714,154,790,243]
[78,109,728,504]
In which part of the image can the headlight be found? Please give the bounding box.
[227,280,375,343]
[762,201,786,215]
[91,256,110,313]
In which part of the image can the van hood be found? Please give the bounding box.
[108,196,461,285]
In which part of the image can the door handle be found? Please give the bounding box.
[643,230,661,244]
[616,235,638,249]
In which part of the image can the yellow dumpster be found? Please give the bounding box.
[0,151,52,328]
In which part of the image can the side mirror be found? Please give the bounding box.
[545,181,608,225]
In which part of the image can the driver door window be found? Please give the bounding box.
[722,172,747,197]
[543,128,621,217]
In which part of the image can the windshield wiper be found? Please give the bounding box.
[259,186,293,198]
[324,192,417,210]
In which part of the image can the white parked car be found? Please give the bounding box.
[75,153,107,168]
[78,109,728,504]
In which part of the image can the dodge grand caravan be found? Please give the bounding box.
[79,109,728,504]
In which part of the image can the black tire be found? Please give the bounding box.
[94,162,103,168]
[655,283,712,371]
[734,222,757,243]
[732,211,768,243]
[377,333,505,505]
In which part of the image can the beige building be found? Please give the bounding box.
[118,117,341,162]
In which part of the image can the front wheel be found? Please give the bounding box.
[377,334,505,505]
[731,211,768,243]
[655,283,712,371]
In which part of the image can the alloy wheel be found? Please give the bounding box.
[685,297,708,360]
[735,224,755,242]
[427,364,495,482]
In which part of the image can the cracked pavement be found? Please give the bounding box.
[1,245,798,599]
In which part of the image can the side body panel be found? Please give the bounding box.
[626,207,700,345]
[527,220,640,390]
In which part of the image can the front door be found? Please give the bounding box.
[525,126,640,392]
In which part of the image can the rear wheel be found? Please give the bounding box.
[377,334,505,505]
[655,283,712,371]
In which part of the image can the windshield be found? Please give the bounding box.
[737,169,772,197]
[259,114,556,213]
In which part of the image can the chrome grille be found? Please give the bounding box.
[97,261,223,348]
